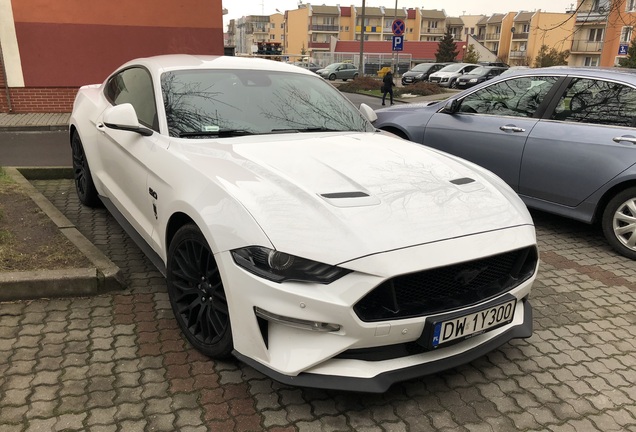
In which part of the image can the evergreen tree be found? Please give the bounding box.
[619,38,636,68]
[534,45,569,67]
[435,28,459,63]
[463,44,480,63]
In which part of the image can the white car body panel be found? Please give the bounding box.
[69,54,538,392]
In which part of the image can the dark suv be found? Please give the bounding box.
[455,66,508,89]
[401,63,449,85]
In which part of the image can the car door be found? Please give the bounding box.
[520,76,636,207]
[96,66,163,243]
[422,75,561,190]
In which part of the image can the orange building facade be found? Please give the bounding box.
[0,0,224,113]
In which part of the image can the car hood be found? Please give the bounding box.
[403,70,427,77]
[430,71,459,78]
[181,132,531,265]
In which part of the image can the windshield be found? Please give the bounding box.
[161,69,373,138]
[412,64,433,72]
[466,66,488,75]
[438,63,465,73]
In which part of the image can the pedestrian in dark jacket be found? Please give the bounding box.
[382,71,394,106]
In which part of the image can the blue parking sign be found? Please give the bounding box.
[392,35,404,52]
[619,44,629,55]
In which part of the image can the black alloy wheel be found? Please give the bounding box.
[167,224,233,357]
[71,131,100,207]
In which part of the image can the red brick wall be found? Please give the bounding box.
[0,48,8,112]
[7,87,77,113]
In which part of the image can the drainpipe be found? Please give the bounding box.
[0,45,12,112]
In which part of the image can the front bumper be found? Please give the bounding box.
[235,300,532,393]
[218,225,537,392]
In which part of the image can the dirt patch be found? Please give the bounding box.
[0,168,90,272]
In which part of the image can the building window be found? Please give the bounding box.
[584,56,599,66]
[589,28,603,41]
[628,0,636,11]
[522,24,530,32]
[281,35,284,41]
[621,26,633,43]
[429,21,438,28]
[345,26,349,31]
[470,27,475,34]
[270,34,275,40]
[281,23,284,28]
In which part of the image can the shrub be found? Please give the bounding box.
[338,76,383,92]
[337,76,444,97]
[399,81,444,96]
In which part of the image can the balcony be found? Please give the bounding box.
[485,33,501,41]
[512,32,529,40]
[474,34,485,41]
[310,24,339,32]
[576,11,608,23]
[509,50,527,58]
[355,26,381,33]
[571,39,603,52]
[420,27,445,34]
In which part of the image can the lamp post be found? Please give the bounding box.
[358,0,366,75]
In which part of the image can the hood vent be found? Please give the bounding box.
[450,177,475,185]
[319,191,380,208]
[449,177,484,192]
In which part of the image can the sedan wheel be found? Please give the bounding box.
[167,224,233,357]
[71,131,100,207]
[450,79,457,89]
[602,187,636,260]
[329,73,336,81]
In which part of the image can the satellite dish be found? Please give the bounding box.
[511,27,516,33]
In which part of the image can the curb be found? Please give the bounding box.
[0,125,68,132]
[0,167,125,301]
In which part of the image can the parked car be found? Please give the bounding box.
[69,54,538,392]
[374,67,636,259]
[401,62,450,85]
[455,66,508,89]
[316,62,359,81]
[428,63,480,88]
[479,61,510,68]
[293,61,321,73]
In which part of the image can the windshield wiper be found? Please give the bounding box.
[179,129,253,138]
[270,127,347,133]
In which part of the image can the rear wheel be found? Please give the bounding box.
[167,224,233,357]
[71,131,100,207]
[601,187,636,260]
[353,73,359,79]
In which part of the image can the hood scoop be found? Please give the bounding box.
[319,191,380,208]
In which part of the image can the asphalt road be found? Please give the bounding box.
[0,130,71,167]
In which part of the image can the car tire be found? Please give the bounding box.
[71,131,101,207]
[353,73,359,79]
[601,187,636,260]
[343,79,348,82]
[167,224,233,358]
[328,73,336,81]
[450,79,457,89]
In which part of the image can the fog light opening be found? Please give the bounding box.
[254,307,341,332]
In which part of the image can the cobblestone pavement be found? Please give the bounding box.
[1,178,635,432]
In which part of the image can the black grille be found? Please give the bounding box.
[354,246,537,322]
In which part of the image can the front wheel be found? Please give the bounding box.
[450,79,457,89]
[601,187,636,260]
[328,73,336,81]
[167,224,233,357]
[71,131,100,207]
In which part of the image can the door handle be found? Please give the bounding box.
[499,125,525,133]
[612,136,636,144]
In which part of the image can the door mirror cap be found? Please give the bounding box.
[103,104,153,136]
[441,99,460,114]
[359,103,378,123]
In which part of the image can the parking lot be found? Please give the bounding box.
[0,176,635,431]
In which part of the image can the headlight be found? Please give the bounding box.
[441,78,448,82]
[231,246,351,284]
[469,78,478,83]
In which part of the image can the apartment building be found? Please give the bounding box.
[570,0,610,66]
[601,0,636,65]
[509,11,574,65]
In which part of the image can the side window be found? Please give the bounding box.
[104,67,158,131]
[459,76,559,118]
[550,78,636,127]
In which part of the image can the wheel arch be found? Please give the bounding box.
[593,179,636,224]
[378,126,410,141]
[165,212,197,250]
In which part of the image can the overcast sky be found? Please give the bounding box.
[222,0,577,29]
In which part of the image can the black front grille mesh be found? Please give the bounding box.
[354,246,537,322]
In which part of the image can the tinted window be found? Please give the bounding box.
[161,69,373,138]
[105,67,158,130]
[412,64,433,72]
[550,78,636,127]
[459,76,559,117]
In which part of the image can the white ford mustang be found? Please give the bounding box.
[70,55,538,392]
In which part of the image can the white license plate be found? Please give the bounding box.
[431,299,516,348]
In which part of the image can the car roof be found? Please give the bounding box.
[500,66,636,83]
[117,54,315,76]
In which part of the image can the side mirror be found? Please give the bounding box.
[359,103,378,122]
[103,103,153,136]
[441,99,460,114]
